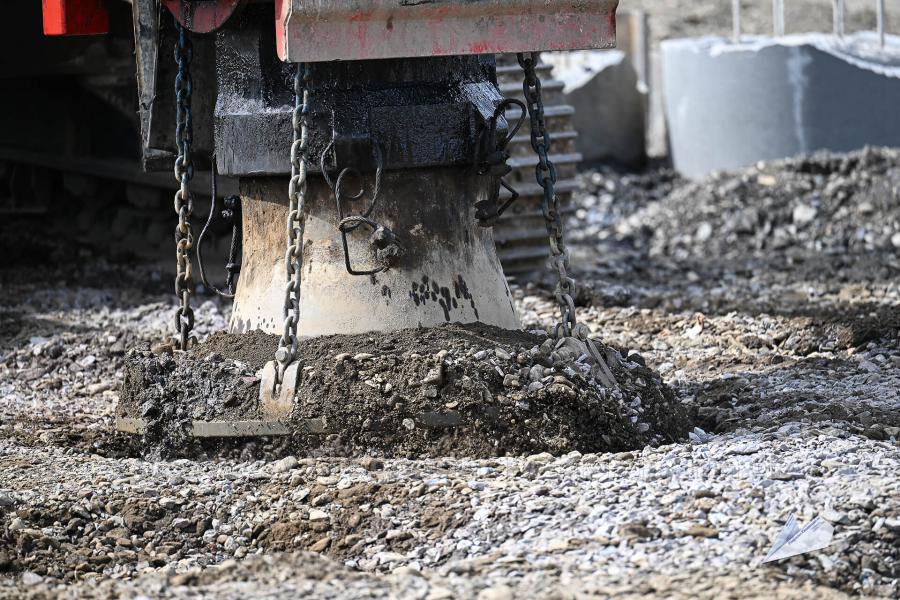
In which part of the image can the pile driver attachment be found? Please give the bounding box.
[48,0,620,438]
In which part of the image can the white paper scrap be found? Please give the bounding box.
[763,515,835,563]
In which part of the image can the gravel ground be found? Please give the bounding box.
[2,148,899,598]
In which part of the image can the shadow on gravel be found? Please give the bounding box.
[579,250,900,308]
[683,354,900,439]
[0,223,170,304]
[574,252,900,355]
[8,419,144,460]
[0,312,98,351]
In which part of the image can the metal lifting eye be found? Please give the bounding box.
[320,139,403,276]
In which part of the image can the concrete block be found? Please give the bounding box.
[662,32,900,179]
[545,50,647,166]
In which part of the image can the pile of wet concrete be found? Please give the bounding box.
[119,323,690,458]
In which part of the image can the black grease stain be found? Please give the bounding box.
[381,285,392,301]
[456,274,479,319]
[417,279,432,306]
[438,286,452,322]
[409,274,479,320]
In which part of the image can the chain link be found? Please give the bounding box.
[173,23,196,351]
[274,63,310,389]
[517,52,616,386]
[517,52,575,338]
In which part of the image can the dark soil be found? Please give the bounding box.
[119,323,691,459]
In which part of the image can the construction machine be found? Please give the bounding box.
[28,0,620,439]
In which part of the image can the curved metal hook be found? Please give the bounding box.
[196,156,239,299]
[320,139,392,275]
[474,98,527,226]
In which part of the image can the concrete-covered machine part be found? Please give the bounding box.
[663,32,900,179]
[201,7,607,326]
[232,169,521,337]
[216,49,523,336]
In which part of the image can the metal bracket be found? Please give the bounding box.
[162,0,242,34]
[258,360,301,419]
[116,409,471,438]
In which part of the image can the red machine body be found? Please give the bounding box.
[41,0,617,59]
[161,0,242,34]
[41,0,109,36]
[275,0,618,62]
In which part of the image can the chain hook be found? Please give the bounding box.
[516,52,615,386]
[320,138,403,275]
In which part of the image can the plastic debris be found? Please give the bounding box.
[763,514,835,563]
[688,427,715,444]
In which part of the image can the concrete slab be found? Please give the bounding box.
[544,50,647,166]
[662,32,900,178]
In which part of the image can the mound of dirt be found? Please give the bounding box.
[119,324,691,458]
[616,147,900,261]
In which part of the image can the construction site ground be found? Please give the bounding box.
[1,147,898,598]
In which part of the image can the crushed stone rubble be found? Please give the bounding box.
[0,431,896,598]
[616,148,900,261]
[560,148,900,442]
[1,147,899,598]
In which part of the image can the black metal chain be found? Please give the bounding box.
[173,22,196,351]
[517,52,576,337]
[273,63,310,391]
[517,52,616,387]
